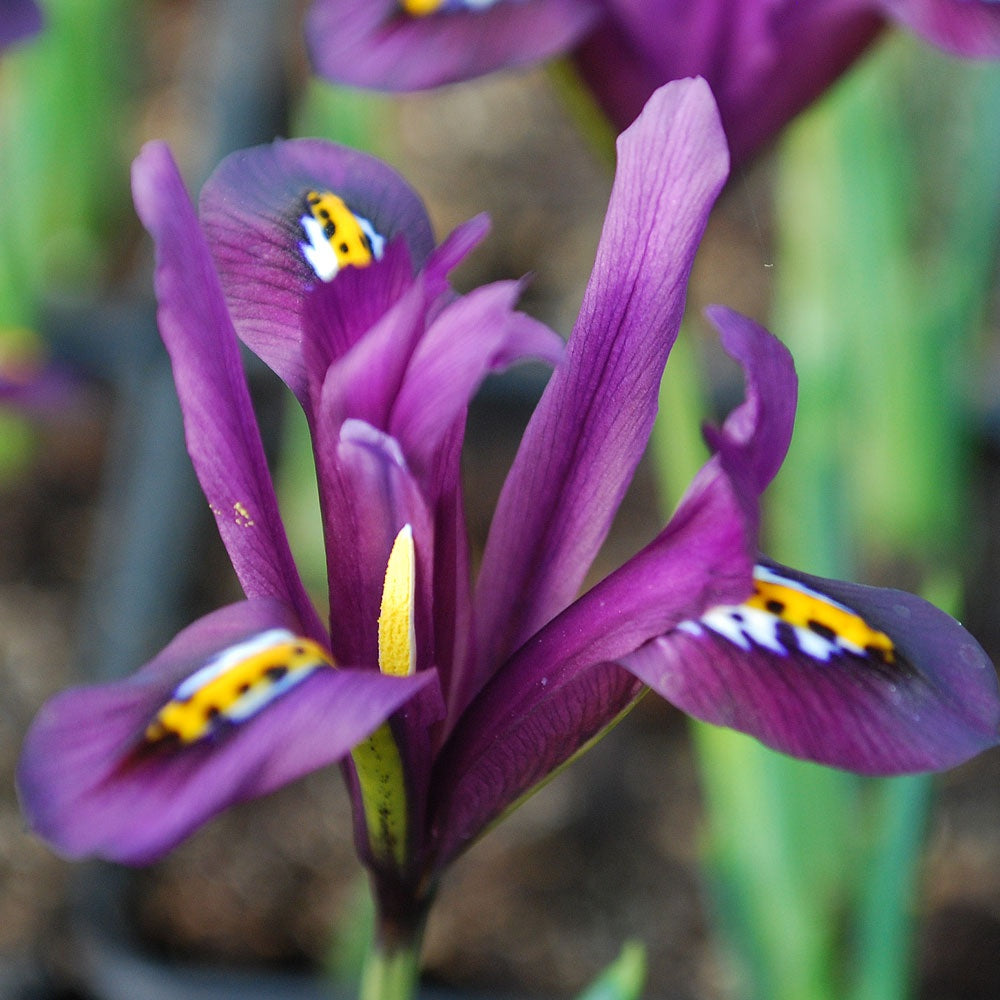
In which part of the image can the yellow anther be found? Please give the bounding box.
[378,524,416,678]
[352,526,418,867]
[401,0,446,14]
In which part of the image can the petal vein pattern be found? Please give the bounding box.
[474,77,730,673]
[131,142,323,640]
[681,564,896,665]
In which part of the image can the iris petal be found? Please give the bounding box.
[576,0,1000,167]
[431,422,755,865]
[314,418,434,669]
[305,0,601,91]
[623,561,1000,774]
[199,138,435,402]
[390,279,564,478]
[574,1,882,167]
[131,142,323,640]
[474,77,729,674]
[145,628,335,745]
[18,601,438,864]
[299,189,386,282]
[877,0,1000,56]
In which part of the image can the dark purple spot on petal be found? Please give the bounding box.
[808,619,837,642]
[775,621,799,654]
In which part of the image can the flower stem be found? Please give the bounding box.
[359,937,423,1000]
[357,879,430,1000]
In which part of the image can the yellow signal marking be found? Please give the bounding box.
[144,630,334,745]
[747,574,895,663]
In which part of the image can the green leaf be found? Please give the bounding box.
[575,941,647,1000]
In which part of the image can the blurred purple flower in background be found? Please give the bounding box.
[573,0,1000,165]
[0,0,42,51]
[306,0,1000,165]
[306,0,602,90]
[0,334,75,415]
[18,79,1000,950]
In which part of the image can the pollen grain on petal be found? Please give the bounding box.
[233,500,255,527]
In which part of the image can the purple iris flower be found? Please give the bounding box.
[0,0,42,51]
[18,80,1000,943]
[1,336,77,415]
[305,0,1000,166]
[572,0,1000,166]
[306,0,602,90]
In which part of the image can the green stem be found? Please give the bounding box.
[846,776,931,1000]
[356,879,430,1000]
[354,863,432,1000]
[359,937,424,1000]
[546,58,617,168]
[654,321,850,1000]
[652,324,709,514]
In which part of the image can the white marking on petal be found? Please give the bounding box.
[174,628,295,700]
[357,216,385,260]
[699,609,752,651]
[224,667,317,722]
[299,214,340,282]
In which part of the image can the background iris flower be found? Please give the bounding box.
[18,78,1000,983]
[0,0,42,52]
[305,0,1000,165]
[0,337,74,415]
[305,0,602,92]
